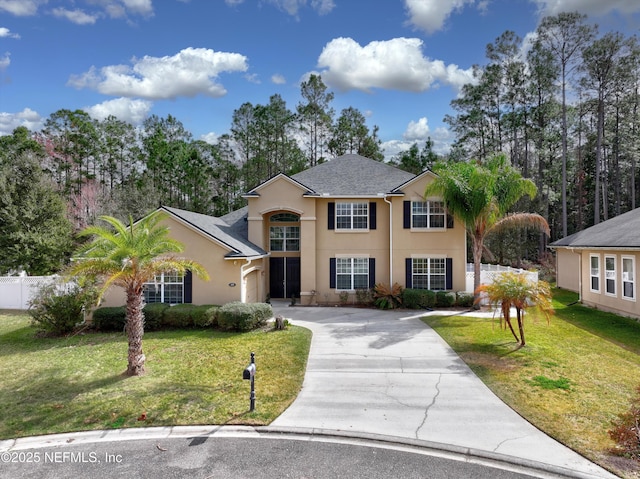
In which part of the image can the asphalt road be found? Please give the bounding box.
[0,435,548,479]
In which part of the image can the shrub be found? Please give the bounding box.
[609,385,640,460]
[339,291,349,305]
[402,289,436,309]
[162,304,195,328]
[196,305,219,328]
[29,279,98,336]
[92,307,126,331]
[436,291,456,308]
[455,291,474,308]
[373,283,403,309]
[143,303,169,331]
[355,288,373,305]
[218,302,273,332]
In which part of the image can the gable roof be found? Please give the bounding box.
[289,154,415,196]
[550,207,640,249]
[161,206,267,258]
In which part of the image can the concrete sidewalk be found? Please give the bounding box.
[270,305,617,479]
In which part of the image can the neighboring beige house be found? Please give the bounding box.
[550,207,640,320]
[102,154,467,307]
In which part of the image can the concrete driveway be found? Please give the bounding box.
[270,304,617,479]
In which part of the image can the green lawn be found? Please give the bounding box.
[422,289,640,478]
[0,311,311,440]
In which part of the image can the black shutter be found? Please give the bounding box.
[445,258,453,290]
[405,258,413,289]
[184,270,193,303]
[328,202,335,230]
[369,258,376,288]
[403,201,411,229]
[447,213,454,229]
[369,202,377,230]
[330,258,336,288]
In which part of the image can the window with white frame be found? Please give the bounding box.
[605,255,616,296]
[336,257,369,290]
[336,202,368,230]
[622,256,635,300]
[412,258,446,290]
[269,226,300,251]
[144,273,184,304]
[412,201,445,229]
[590,255,600,292]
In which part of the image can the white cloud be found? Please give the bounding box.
[404,0,475,34]
[0,27,20,39]
[52,8,99,25]
[200,131,219,144]
[532,0,640,16]
[271,73,286,84]
[121,0,153,16]
[68,47,249,100]
[225,0,335,16]
[84,97,152,124]
[316,37,474,93]
[0,108,43,136]
[404,117,430,141]
[0,0,41,16]
[0,52,10,71]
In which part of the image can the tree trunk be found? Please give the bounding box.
[517,308,526,346]
[125,286,146,376]
[472,233,483,309]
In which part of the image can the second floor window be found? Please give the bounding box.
[270,226,300,251]
[412,201,445,229]
[336,202,368,230]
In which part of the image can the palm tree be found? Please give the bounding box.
[69,213,209,376]
[424,154,550,305]
[476,271,553,346]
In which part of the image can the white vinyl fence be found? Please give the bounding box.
[466,263,539,305]
[0,276,58,310]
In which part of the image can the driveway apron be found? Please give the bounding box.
[270,305,616,479]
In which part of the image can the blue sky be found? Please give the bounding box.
[1,0,639,159]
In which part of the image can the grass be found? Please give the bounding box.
[421,289,640,478]
[0,311,311,440]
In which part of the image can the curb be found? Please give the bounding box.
[0,425,616,479]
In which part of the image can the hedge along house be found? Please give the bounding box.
[100,154,467,307]
[550,207,640,320]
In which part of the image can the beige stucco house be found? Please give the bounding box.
[102,154,467,307]
[550,207,639,319]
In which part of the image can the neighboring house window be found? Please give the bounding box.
[336,257,369,290]
[605,255,616,296]
[412,201,445,229]
[144,273,184,304]
[622,256,635,300]
[336,202,368,230]
[270,226,300,251]
[411,258,446,290]
[590,255,600,293]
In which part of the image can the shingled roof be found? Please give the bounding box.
[161,206,267,258]
[289,154,415,196]
[550,207,640,249]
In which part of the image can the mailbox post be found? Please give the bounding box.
[242,352,256,411]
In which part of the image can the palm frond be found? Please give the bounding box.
[489,212,550,237]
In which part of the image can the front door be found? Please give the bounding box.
[269,257,300,299]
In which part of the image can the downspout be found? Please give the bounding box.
[240,258,253,303]
[384,196,393,285]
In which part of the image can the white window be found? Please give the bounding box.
[270,226,300,251]
[590,255,600,293]
[336,202,368,230]
[144,273,184,304]
[605,255,616,296]
[622,256,635,300]
[412,201,445,229]
[336,258,369,290]
[412,258,446,290]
